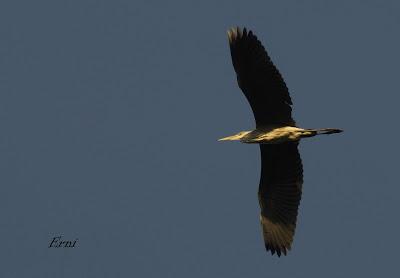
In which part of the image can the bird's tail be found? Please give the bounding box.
[312,128,343,135]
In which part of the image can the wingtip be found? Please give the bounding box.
[265,242,290,257]
[227,27,238,42]
[227,26,248,43]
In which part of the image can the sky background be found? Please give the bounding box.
[1,0,399,277]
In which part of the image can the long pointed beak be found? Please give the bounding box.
[218,135,237,141]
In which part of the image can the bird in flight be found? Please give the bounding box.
[219,27,342,256]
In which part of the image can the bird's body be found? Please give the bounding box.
[219,126,342,144]
[220,26,342,256]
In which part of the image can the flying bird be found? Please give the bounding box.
[219,27,342,256]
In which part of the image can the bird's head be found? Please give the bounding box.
[218,131,251,141]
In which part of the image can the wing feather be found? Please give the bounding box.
[228,27,295,127]
[258,142,303,256]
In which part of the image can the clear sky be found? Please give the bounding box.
[1,0,399,277]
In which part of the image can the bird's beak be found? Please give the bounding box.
[218,135,238,141]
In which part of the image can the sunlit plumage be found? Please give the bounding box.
[220,27,342,256]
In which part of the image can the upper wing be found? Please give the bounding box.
[258,142,303,256]
[228,27,295,127]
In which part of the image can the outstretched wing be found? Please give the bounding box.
[228,27,295,127]
[258,142,303,256]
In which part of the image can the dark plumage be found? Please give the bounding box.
[228,27,295,127]
[258,142,302,256]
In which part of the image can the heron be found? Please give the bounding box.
[219,27,342,256]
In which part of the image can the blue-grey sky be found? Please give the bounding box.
[1,0,399,277]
